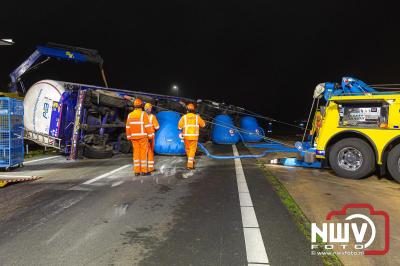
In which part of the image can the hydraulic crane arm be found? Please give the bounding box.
[313,77,377,100]
[9,43,108,94]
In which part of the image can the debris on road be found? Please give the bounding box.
[0,175,42,188]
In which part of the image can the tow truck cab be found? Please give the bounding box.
[314,93,400,182]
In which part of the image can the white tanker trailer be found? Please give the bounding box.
[24,80,136,159]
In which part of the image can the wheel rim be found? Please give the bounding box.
[397,157,400,172]
[337,147,363,171]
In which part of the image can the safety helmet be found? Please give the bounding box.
[144,103,152,112]
[133,98,143,108]
[186,103,195,111]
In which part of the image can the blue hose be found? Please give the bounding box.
[197,143,297,160]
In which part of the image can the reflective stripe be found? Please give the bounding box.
[130,121,144,125]
[126,126,130,128]
[178,127,183,130]
[131,133,147,136]
[134,164,140,167]
[150,114,154,123]
[134,160,140,162]
[140,111,144,133]
[148,133,154,137]
[184,115,187,135]
[154,126,160,130]
[141,160,147,163]
[148,161,155,163]
[145,124,152,128]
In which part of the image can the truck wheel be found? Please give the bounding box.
[119,139,132,154]
[83,145,113,159]
[329,138,375,179]
[387,143,400,183]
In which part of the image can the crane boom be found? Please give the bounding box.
[9,43,107,94]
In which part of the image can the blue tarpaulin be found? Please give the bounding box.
[211,114,239,144]
[154,111,186,155]
[239,116,264,142]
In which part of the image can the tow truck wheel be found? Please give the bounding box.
[329,138,375,179]
[387,143,400,183]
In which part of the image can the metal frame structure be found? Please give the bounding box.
[0,97,24,169]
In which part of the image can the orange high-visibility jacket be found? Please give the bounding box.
[178,113,206,140]
[148,114,160,139]
[126,109,152,140]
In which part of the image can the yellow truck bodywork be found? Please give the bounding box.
[315,94,400,164]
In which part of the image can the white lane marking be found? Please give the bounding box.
[111,181,124,187]
[239,192,253,207]
[232,145,269,265]
[83,164,131,185]
[24,155,62,164]
[244,228,270,264]
[238,182,249,193]
[241,207,259,228]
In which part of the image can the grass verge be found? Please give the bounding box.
[258,162,343,266]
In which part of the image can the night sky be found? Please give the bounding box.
[1,1,400,122]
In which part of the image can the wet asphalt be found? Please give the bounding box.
[0,145,322,266]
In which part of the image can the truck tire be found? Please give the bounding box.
[387,143,400,183]
[329,138,375,179]
[83,145,113,159]
[119,139,132,154]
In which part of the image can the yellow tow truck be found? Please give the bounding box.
[293,77,400,183]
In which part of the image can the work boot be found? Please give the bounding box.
[141,172,151,176]
[135,173,141,177]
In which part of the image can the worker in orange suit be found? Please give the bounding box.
[144,103,160,172]
[178,103,206,170]
[126,98,153,176]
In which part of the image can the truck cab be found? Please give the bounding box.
[314,93,400,182]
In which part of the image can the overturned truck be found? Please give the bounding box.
[12,43,267,159]
[23,79,199,159]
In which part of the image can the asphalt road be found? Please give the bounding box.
[0,145,322,266]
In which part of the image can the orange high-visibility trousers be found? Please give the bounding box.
[132,138,149,173]
[184,139,198,169]
[148,138,155,172]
